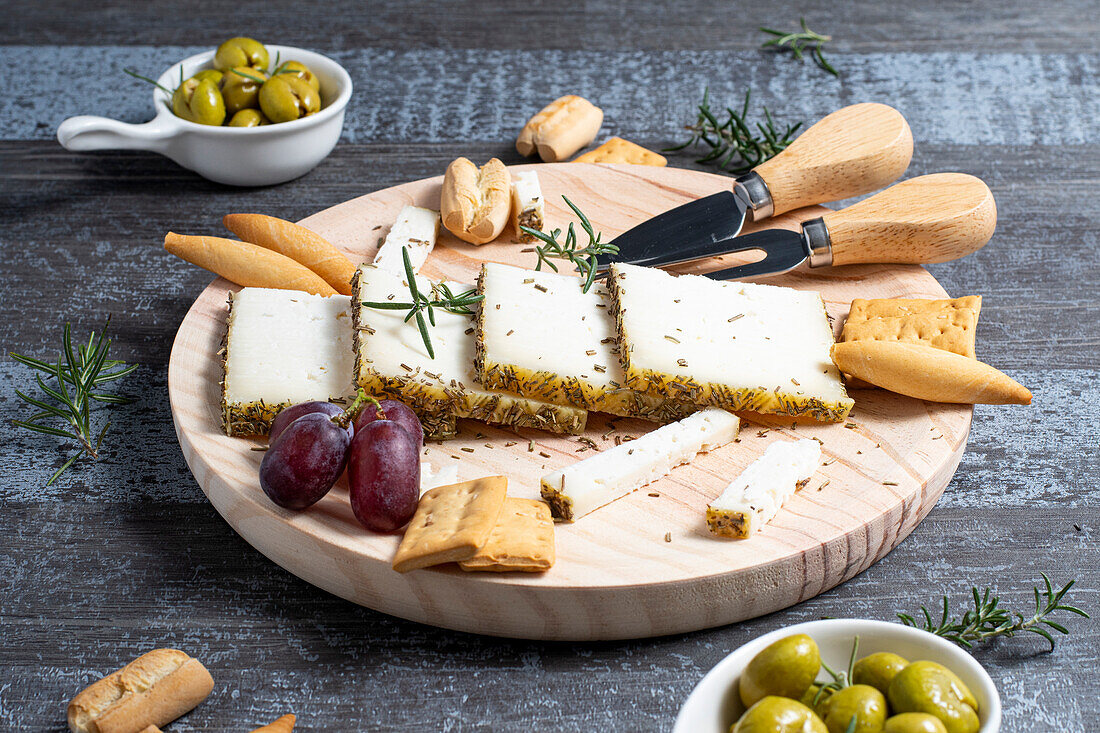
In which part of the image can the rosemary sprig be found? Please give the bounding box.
[359,247,483,359]
[811,635,858,707]
[521,196,618,293]
[665,89,802,174]
[760,18,839,77]
[9,318,137,486]
[897,574,1089,651]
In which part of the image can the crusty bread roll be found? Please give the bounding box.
[68,649,214,733]
[516,95,603,162]
[440,157,512,245]
[831,341,1031,405]
[251,713,296,732]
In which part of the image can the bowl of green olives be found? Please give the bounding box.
[674,619,1001,733]
[57,38,352,186]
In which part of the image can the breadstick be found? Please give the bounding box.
[165,232,337,296]
[251,713,296,732]
[68,649,214,733]
[223,214,356,295]
[516,96,603,162]
[830,341,1031,405]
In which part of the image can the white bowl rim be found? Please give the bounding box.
[148,44,353,134]
[675,618,1002,732]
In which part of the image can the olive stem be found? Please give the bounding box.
[123,67,173,95]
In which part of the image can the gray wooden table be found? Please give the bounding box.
[2,2,1097,730]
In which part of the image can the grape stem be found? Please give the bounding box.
[332,389,377,428]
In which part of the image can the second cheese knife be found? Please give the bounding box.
[639,173,998,280]
[599,102,914,271]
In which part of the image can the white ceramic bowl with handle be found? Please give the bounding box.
[57,45,352,186]
[675,619,1001,732]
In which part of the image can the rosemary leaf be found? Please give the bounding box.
[9,317,135,486]
[896,574,1089,651]
[667,89,802,174]
[760,18,839,77]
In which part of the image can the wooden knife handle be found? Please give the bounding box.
[823,173,997,266]
[753,103,913,216]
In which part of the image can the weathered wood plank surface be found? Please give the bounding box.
[1,2,1097,730]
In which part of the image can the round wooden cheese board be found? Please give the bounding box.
[168,164,972,640]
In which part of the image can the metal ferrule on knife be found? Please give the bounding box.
[732,171,774,222]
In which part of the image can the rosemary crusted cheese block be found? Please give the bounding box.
[222,288,355,436]
[541,407,740,522]
[608,263,854,422]
[475,262,694,422]
[706,438,821,539]
[352,265,586,438]
[372,205,439,277]
[510,171,544,242]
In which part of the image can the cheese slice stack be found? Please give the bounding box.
[221,288,355,436]
[372,205,440,277]
[608,263,854,422]
[541,407,741,521]
[352,265,586,438]
[706,438,821,538]
[476,263,695,422]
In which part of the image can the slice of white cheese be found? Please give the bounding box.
[608,262,854,422]
[420,461,460,495]
[476,262,695,422]
[372,205,440,277]
[511,170,544,242]
[222,288,355,436]
[541,407,740,521]
[352,264,587,438]
[706,438,822,538]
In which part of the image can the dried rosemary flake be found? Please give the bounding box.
[664,334,680,344]
[883,480,899,486]
[461,447,475,453]
[728,313,745,323]
[534,284,548,293]
[250,446,268,452]
[539,451,551,458]
[664,532,672,543]
[648,492,660,497]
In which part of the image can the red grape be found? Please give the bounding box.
[348,420,421,532]
[354,398,423,446]
[260,413,351,509]
[269,401,347,444]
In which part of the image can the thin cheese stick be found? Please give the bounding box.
[164,232,337,296]
[223,213,356,295]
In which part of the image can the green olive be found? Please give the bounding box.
[887,662,979,733]
[273,60,320,92]
[820,685,887,733]
[220,67,268,115]
[227,108,269,127]
[733,696,828,733]
[171,76,226,126]
[799,685,829,710]
[853,652,910,696]
[739,634,821,708]
[213,36,269,72]
[191,69,224,86]
[883,713,949,733]
[258,75,321,123]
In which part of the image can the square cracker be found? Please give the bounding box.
[573,137,667,166]
[459,498,556,573]
[392,476,507,573]
[841,296,981,387]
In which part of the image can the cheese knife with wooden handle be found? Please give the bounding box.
[600,102,914,271]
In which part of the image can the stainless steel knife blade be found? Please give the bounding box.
[700,228,809,281]
[596,191,746,272]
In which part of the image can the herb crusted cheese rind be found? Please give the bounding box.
[221,288,355,436]
[541,407,741,522]
[608,263,854,423]
[351,265,586,438]
[475,263,695,422]
[706,438,821,538]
